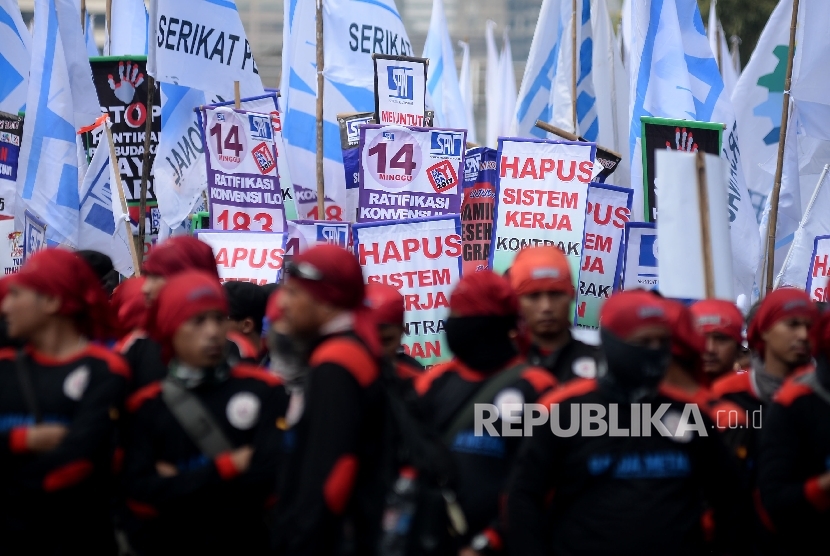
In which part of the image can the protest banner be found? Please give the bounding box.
[655,150,734,301]
[461,147,497,273]
[619,222,658,291]
[0,111,23,218]
[807,235,830,302]
[199,106,286,233]
[575,183,632,328]
[23,209,46,262]
[490,138,595,283]
[353,215,462,365]
[285,220,352,261]
[357,124,465,222]
[0,218,22,275]
[196,230,288,284]
[641,117,722,222]
[338,112,376,221]
[373,54,428,127]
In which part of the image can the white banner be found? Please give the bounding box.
[197,230,288,284]
[491,138,595,280]
[620,222,658,291]
[353,215,462,366]
[807,235,830,302]
[358,124,465,222]
[374,56,427,127]
[286,219,352,257]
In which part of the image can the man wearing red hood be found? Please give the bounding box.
[365,282,424,381]
[414,270,557,555]
[123,271,288,555]
[691,299,745,379]
[272,245,387,556]
[0,249,129,554]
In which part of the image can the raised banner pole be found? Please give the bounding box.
[137,75,155,261]
[765,0,799,295]
[105,123,142,276]
[571,0,578,133]
[695,151,715,298]
[234,81,241,109]
[315,0,326,220]
[534,120,622,159]
[105,0,111,46]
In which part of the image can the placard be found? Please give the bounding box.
[353,215,462,365]
[23,210,47,262]
[490,138,595,282]
[339,112,376,221]
[199,106,286,233]
[358,124,465,222]
[461,147,497,273]
[807,235,830,302]
[196,230,288,284]
[285,220,352,258]
[619,222,658,291]
[0,111,23,218]
[0,218,22,276]
[373,55,428,127]
[575,183,632,328]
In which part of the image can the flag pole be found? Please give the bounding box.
[80,0,86,28]
[315,0,326,220]
[138,75,155,261]
[714,1,722,70]
[105,123,141,276]
[571,0,578,133]
[765,0,799,295]
[105,0,111,46]
[234,81,241,109]
[696,151,715,298]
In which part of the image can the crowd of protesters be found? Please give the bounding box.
[0,239,827,556]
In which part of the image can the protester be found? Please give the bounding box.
[414,270,557,553]
[110,277,147,342]
[0,248,129,554]
[365,282,424,380]
[508,246,600,383]
[272,245,387,555]
[506,290,746,555]
[264,289,309,430]
[123,271,288,555]
[224,281,268,361]
[758,304,830,554]
[691,299,745,379]
[78,249,120,297]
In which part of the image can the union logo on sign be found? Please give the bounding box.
[252,142,275,175]
[427,160,458,193]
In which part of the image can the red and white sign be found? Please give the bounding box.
[197,230,288,285]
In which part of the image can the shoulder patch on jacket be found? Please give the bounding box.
[127,381,163,413]
[538,378,597,406]
[520,366,558,394]
[774,373,816,407]
[310,337,378,387]
[85,344,131,380]
[712,370,752,398]
[231,364,283,387]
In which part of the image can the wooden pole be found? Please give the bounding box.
[234,81,241,109]
[696,151,715,299]
[138,75,155,263]
[534,120,623,159]
[571,0,578,134]
[315,0,325,220]
[765,0,799,295]
[105,123,141,276]
[80,0,86,28]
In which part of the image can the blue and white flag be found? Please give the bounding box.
[0,0,31,114]
[85,11,98,57]
[110,0,148,56]
[627,0,760,302]
[15,0,101,246]
[499,29,517,142]
[485,20,502,146]
[422,0,467,130]
[792,0,830,142]
[575,0,598,141]
[79,123,135,276]
[458,40,476,144]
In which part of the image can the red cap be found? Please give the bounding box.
[747,288,817,353]
[111,277,147,337]
[266,288,282,323]
[146,271,228,362]
[450,270,517,317]
[142,236,219,279]
[8,248,110,340]
[690,299,744,344]
[508,246,574,297]
[662,298,706,360]
[365,283,405,326]
[600,290,671,340]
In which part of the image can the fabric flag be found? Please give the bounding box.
[458,40,477,145]
[730,36,741,74]
[147,0,264,98]
[499,29,518,144]
[281,0,412,219]
[423,0,467,130]
[0,0,31,115]
[791,0,830,142]
[513,0,564,139]
[85,11,98,57]
[707,0,738,99]
[549,1,575,134]
[78,122,135,276]
[776,164,830,288]
[628,0,760,302]
[15,0,102,246]
[485,20,502,146]
[110,0,148,56]
[574,0,598,141]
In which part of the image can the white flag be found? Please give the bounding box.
[85,11,98,57]
[458,40,477,144]
[485,20,502,146]
[0,0,31,114]
[791,0,830,142]
[423,0,467,130]
[707,0,738,99]
[499,29,517,142]
[110,0,148,56]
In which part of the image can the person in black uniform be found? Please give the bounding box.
[506,290,747,556]
[0,248,128,555]
[509,246,600,383]
[365,282,424,380]
[123,271,288,555]
[224,281,269,361]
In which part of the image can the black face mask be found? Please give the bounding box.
[445,315,518,373]
[599,328,671,403]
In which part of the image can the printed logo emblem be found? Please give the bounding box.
[430,131,464,158]
[249,114,273,141]
[64,366,91,401]
[572,357,597,379]
[494,388,525,423]
[226,392,260,430]
[316,224,348,246]
[464,152,481,182]
[427,160,458,193]
[252,142,276,175]
[387,66,414,100]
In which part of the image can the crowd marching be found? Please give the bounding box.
[0,240,827,555]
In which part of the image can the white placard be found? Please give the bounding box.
[197,230,288,285]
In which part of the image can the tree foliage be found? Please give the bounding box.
[698,0,780,66]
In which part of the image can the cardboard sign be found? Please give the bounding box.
[196,230,288,284]
[358,124,465,222]
[23,210,46,263]
[0,111,23,218]
[575,183,632,328]
[620,222,658,291]
[353,215,462,365]
[373,55,428,127]
[490,138,595,282]
[200,106,286,233]
[807,235,830,302]
[0,218,22,275]
[285,220,352,258]
[461,147,497,273]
